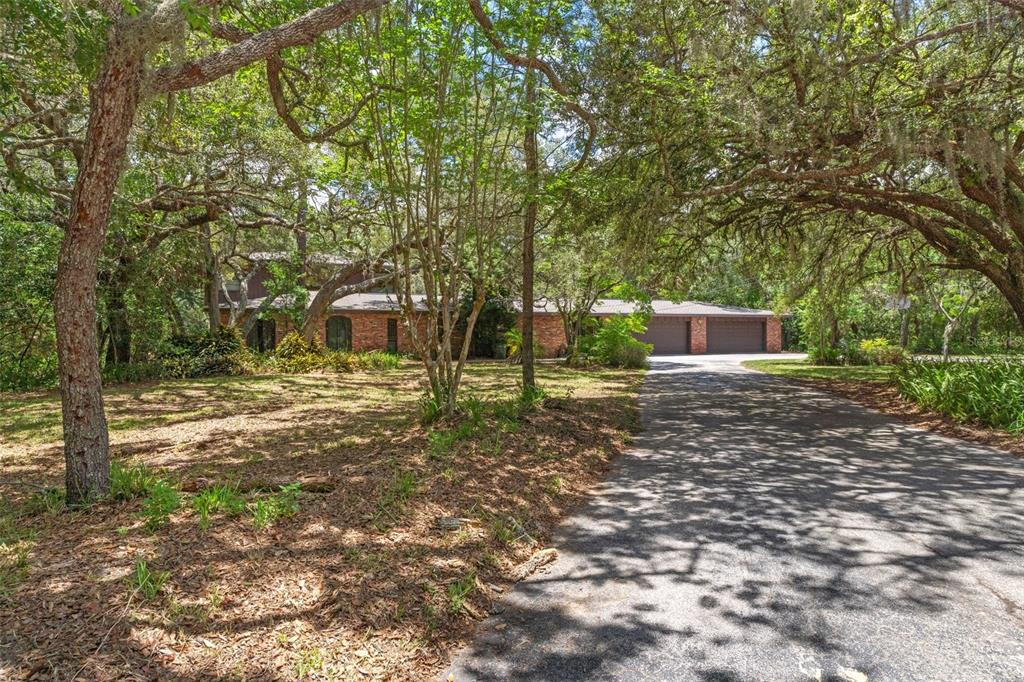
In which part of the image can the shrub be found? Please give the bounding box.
[275,331,323,360]
[585,315,652,368]
[418,392,444,425]
[274,332,401,374]
[359,350,403,370]
[857,338,908,366]
[0,354,58,392]
[160,327,246,378]
[504,327,542,363]
[895,359,1024,432]
[102,362,166,385]
[808,345,843,366]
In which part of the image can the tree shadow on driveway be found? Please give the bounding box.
[449,360,1024,681]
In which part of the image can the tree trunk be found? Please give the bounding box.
[203,222,221,333]
[942,319,956,361]
[899,308,910,349]
[55,33,144,504]
[521,66,538,391]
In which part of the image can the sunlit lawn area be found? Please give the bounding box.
[743,358,894,383]
[0,362,641,680]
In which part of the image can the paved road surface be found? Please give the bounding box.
[447,354,1024,681]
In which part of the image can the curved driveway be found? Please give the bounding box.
[448,355,1024,681]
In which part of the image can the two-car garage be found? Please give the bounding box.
[599,300,777,355]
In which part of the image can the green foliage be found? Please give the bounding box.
[582,315,652,368]
[24,488,65,516]
[273,332,401,374]
[372,470,418,528]
[360,350,403,370]
[745,359,891,383]
[294,647,326,680]
[274,331,322,360]
[808,345,843,366]
[249,483,302,531]
[109,449,178,530]
[459,294,517,358]
[490,518,516,544]
[160,328,247,379]
[109,461,161,502]
[424,392,494,459]
[427,425,470,460]
[141,481,181,532]
[418,392,444,426]
[0,501,34,600]
[447,572,476,615]
[0,356,58,393]
[895,360,1024,433]
[504,327,542,363]
[491,384,548,428]
[856,338,908,366]
[131,556,170,601]
[101,362,167,385]
[192,485,245,532]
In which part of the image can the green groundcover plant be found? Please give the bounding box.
[895,360,1024,433]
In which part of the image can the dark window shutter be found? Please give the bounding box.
[387,319,398,353]
[327,316,352,351]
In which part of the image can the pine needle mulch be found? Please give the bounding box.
[0,363,641,681]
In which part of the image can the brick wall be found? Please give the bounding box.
[766,317,782,353]
[526,314,568,358]
[690,316,708,354]
[266,311,424,354]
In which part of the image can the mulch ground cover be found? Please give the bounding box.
[0,364,642,680]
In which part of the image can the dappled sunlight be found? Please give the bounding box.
[0,364,641,679]
[451,356,1024,680]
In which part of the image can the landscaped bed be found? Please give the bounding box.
[744,357,1024,458]
[0,363,641,680]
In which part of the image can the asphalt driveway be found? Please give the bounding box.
[447,354,1024,681]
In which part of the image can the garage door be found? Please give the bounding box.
[637,317,690,354]
[707,318,765,353]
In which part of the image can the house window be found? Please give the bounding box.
[387,318,399,353]
[326,315,353,351]
[246,319,277,352]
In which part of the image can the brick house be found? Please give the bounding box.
[228,293,782,357]
[222,253,781,356]
[528,300,782,356]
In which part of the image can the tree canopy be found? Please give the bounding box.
[3,0,1024,500]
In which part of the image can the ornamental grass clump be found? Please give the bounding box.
[895,359,1024,433]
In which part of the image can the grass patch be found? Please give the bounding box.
[743,358,893,383]
[447,572,476,614]
[130,555,170,601]
[109,461,162,502]
[141,481,181,532]
[0,503,34,601]
[192,484,246,532]
[249,483,302,531]
[373,470,418,529]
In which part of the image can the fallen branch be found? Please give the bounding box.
[509,547,558,581]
